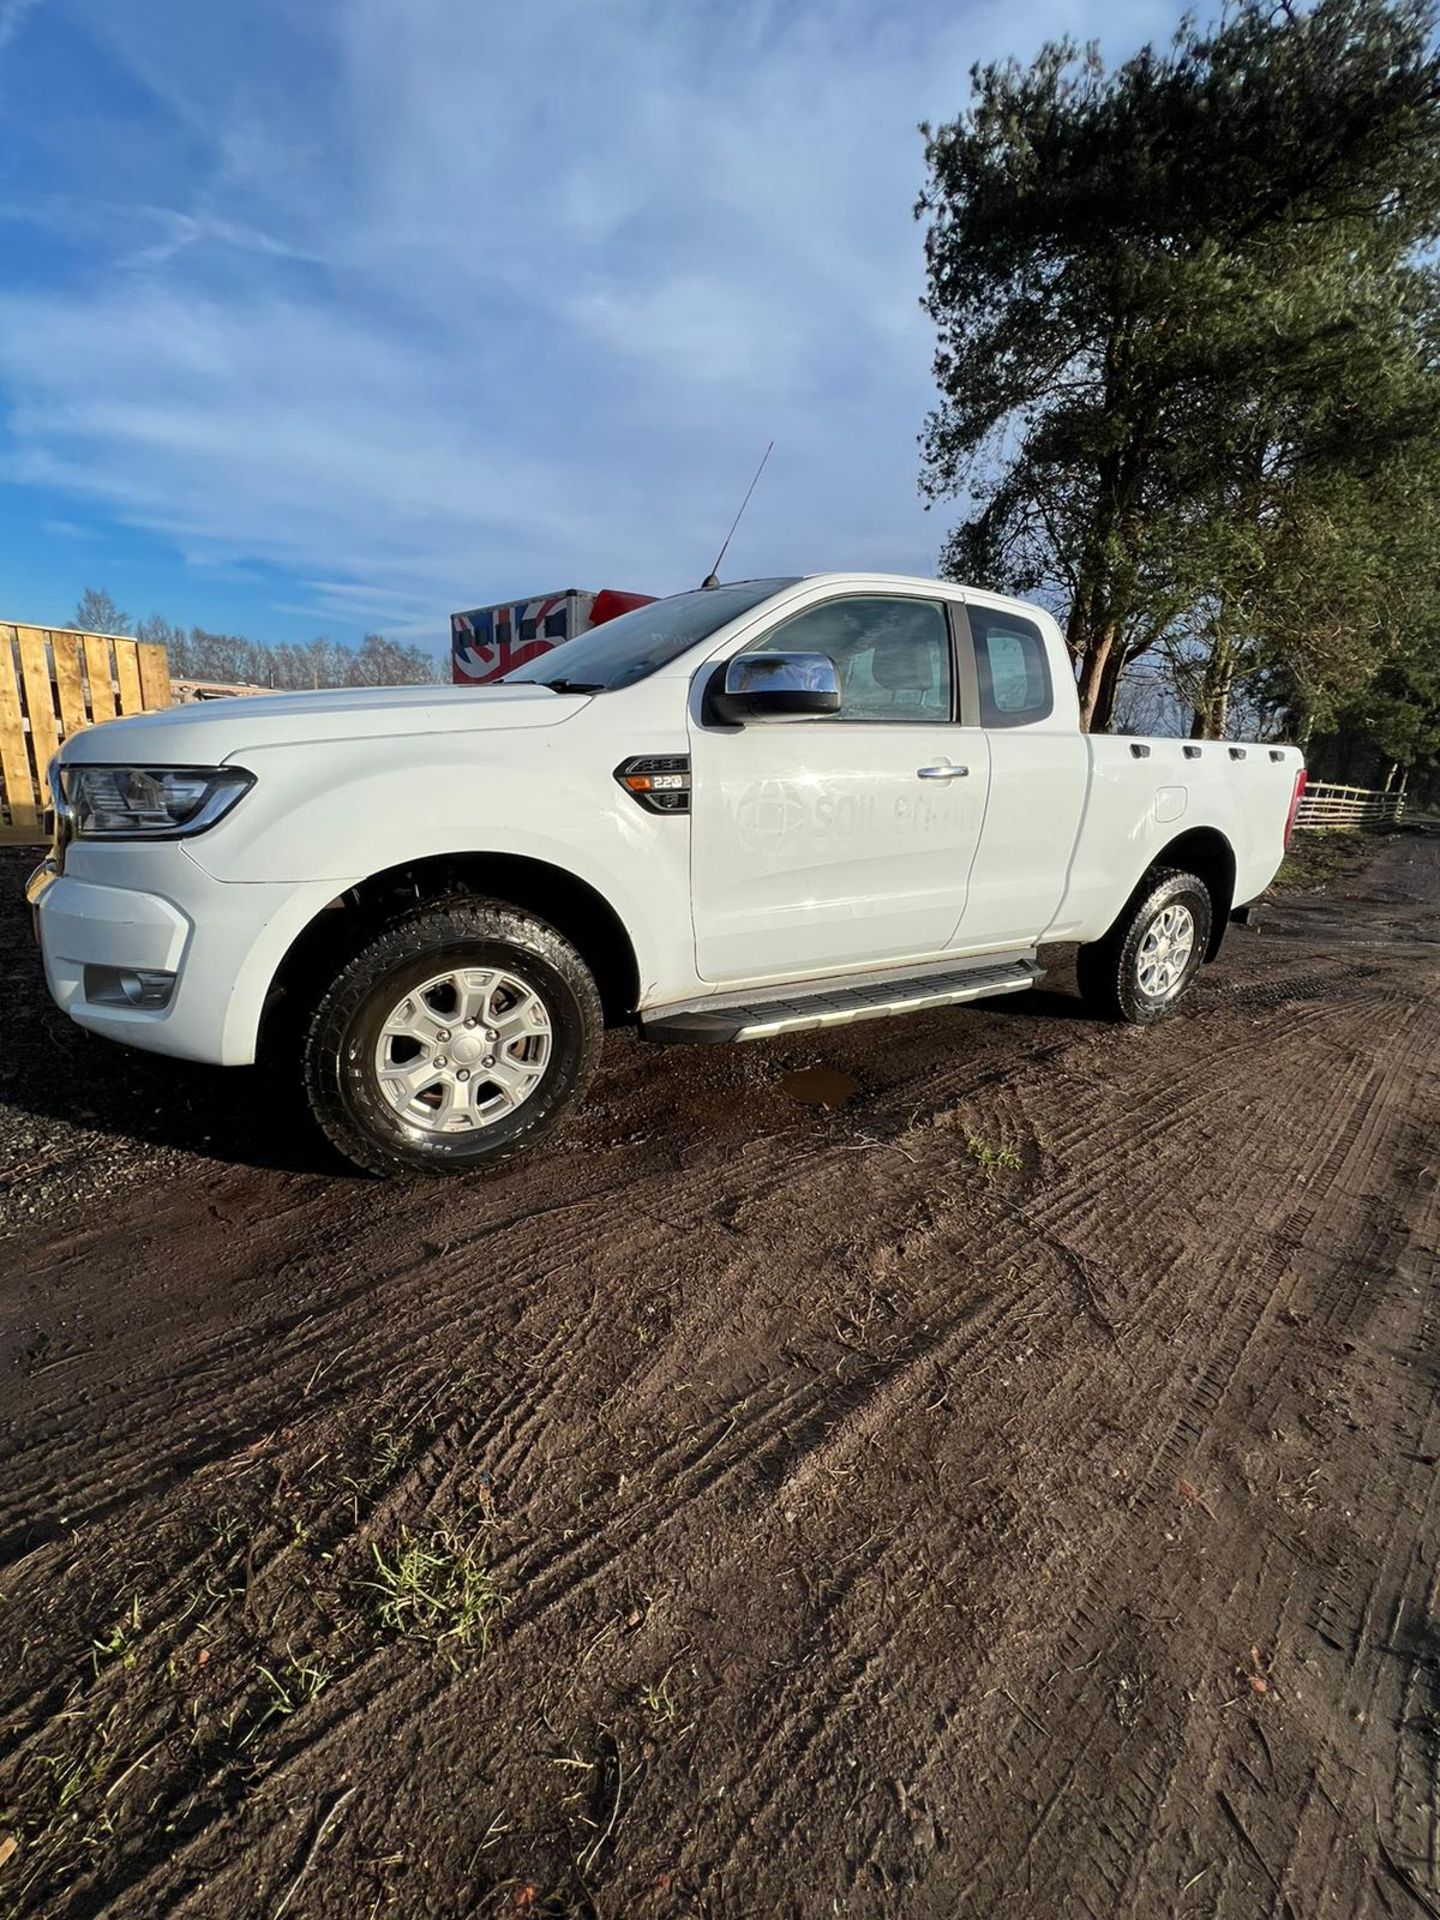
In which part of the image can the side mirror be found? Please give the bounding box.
[711,650,841,723]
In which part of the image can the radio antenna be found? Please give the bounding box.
[701,441,774,588]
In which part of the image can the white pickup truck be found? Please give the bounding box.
[29,574,1306,1175]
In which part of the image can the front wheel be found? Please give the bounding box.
[1076,868,1213,1024]
[303,899,603,1176]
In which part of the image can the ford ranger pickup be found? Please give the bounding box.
[28,574,1307,1175]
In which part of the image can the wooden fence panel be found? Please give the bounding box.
[0,626,174,843]
[137,643,171,711]
[82,634,116,721]
[15,628,59,775]
[52,633,89,738]
[1293,780,1406,831]
[0,645,37,835]
[113,643,143,717]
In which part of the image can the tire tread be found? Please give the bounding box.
[1076,868,1212,1025]
[302,896,603,1177]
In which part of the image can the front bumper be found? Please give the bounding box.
[31,848,349,1065]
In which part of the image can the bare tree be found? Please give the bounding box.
[73,587,131,635]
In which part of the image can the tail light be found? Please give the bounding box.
[1283,768,1307,849]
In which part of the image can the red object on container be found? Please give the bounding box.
[589,588,656,628]
[1283,768,1307,848]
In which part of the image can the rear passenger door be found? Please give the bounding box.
[949,601,1089,951]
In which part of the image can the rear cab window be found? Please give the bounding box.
[965,604,1054,727]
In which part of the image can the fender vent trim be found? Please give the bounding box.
[614,755,691,815]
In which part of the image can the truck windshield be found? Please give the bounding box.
[502,579,798,693]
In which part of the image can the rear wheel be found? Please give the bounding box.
[303,899,603,1176]
[1076,868,1212,1024]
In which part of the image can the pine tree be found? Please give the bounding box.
[918,0,1440,733]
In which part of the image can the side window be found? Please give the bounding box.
[968,606,1053,727]
[744,596,953,723]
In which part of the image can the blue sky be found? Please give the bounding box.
[0,0,1173,656]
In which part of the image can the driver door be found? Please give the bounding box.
[687,592,991,984]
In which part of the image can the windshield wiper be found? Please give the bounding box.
[539,678,604,694]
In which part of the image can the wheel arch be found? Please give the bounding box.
[259,851,642,1053]
[1146,826,1237,960]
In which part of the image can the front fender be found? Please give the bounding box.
[186,738,686,1006]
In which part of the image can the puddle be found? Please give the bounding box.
[778,1067,860,1108]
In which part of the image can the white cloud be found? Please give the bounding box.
[572,276,810,389]
[0,0,1173,636]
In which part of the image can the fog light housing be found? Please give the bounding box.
[84,965,177,1010]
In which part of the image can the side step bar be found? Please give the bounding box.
[643,956,1043,1045]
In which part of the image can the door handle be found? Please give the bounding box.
[917,764,968,780]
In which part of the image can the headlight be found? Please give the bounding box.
[60,765,254,840]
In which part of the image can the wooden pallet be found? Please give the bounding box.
[0,625,172,844]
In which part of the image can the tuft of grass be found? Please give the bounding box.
[963,1130,1023,1172]
[366,1527,504,1649]
[241,1651,332,1746]
[90,1595,142,1676]
[40,1740,110,1811]
[637,1674,677,1727]
[260,1650,331,1714]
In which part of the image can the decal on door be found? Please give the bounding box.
[732,779,956,847]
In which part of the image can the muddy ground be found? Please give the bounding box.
[0,828,1436,1920]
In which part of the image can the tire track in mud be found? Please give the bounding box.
[26,1148,1046,1916]
[1127,1165,1440,1920]
[2,1129,979,1912]
[2,832,1438,1920]
[0,1135,836,1566]
[1,1151,861,1884]
[5,1093,978,1590]
[910,960,1440,1916]
[1274,1162,1440,1912]
[45,1331,977,1919]
[472,981,1387,1897]
[671,1016,1385,1898]
[0,1192,1394,1915]
[633,929,1431,1903]
[568,983,1428,1896]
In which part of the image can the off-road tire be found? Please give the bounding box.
[303,898,603,1176]
[1075,868,1213,1025]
